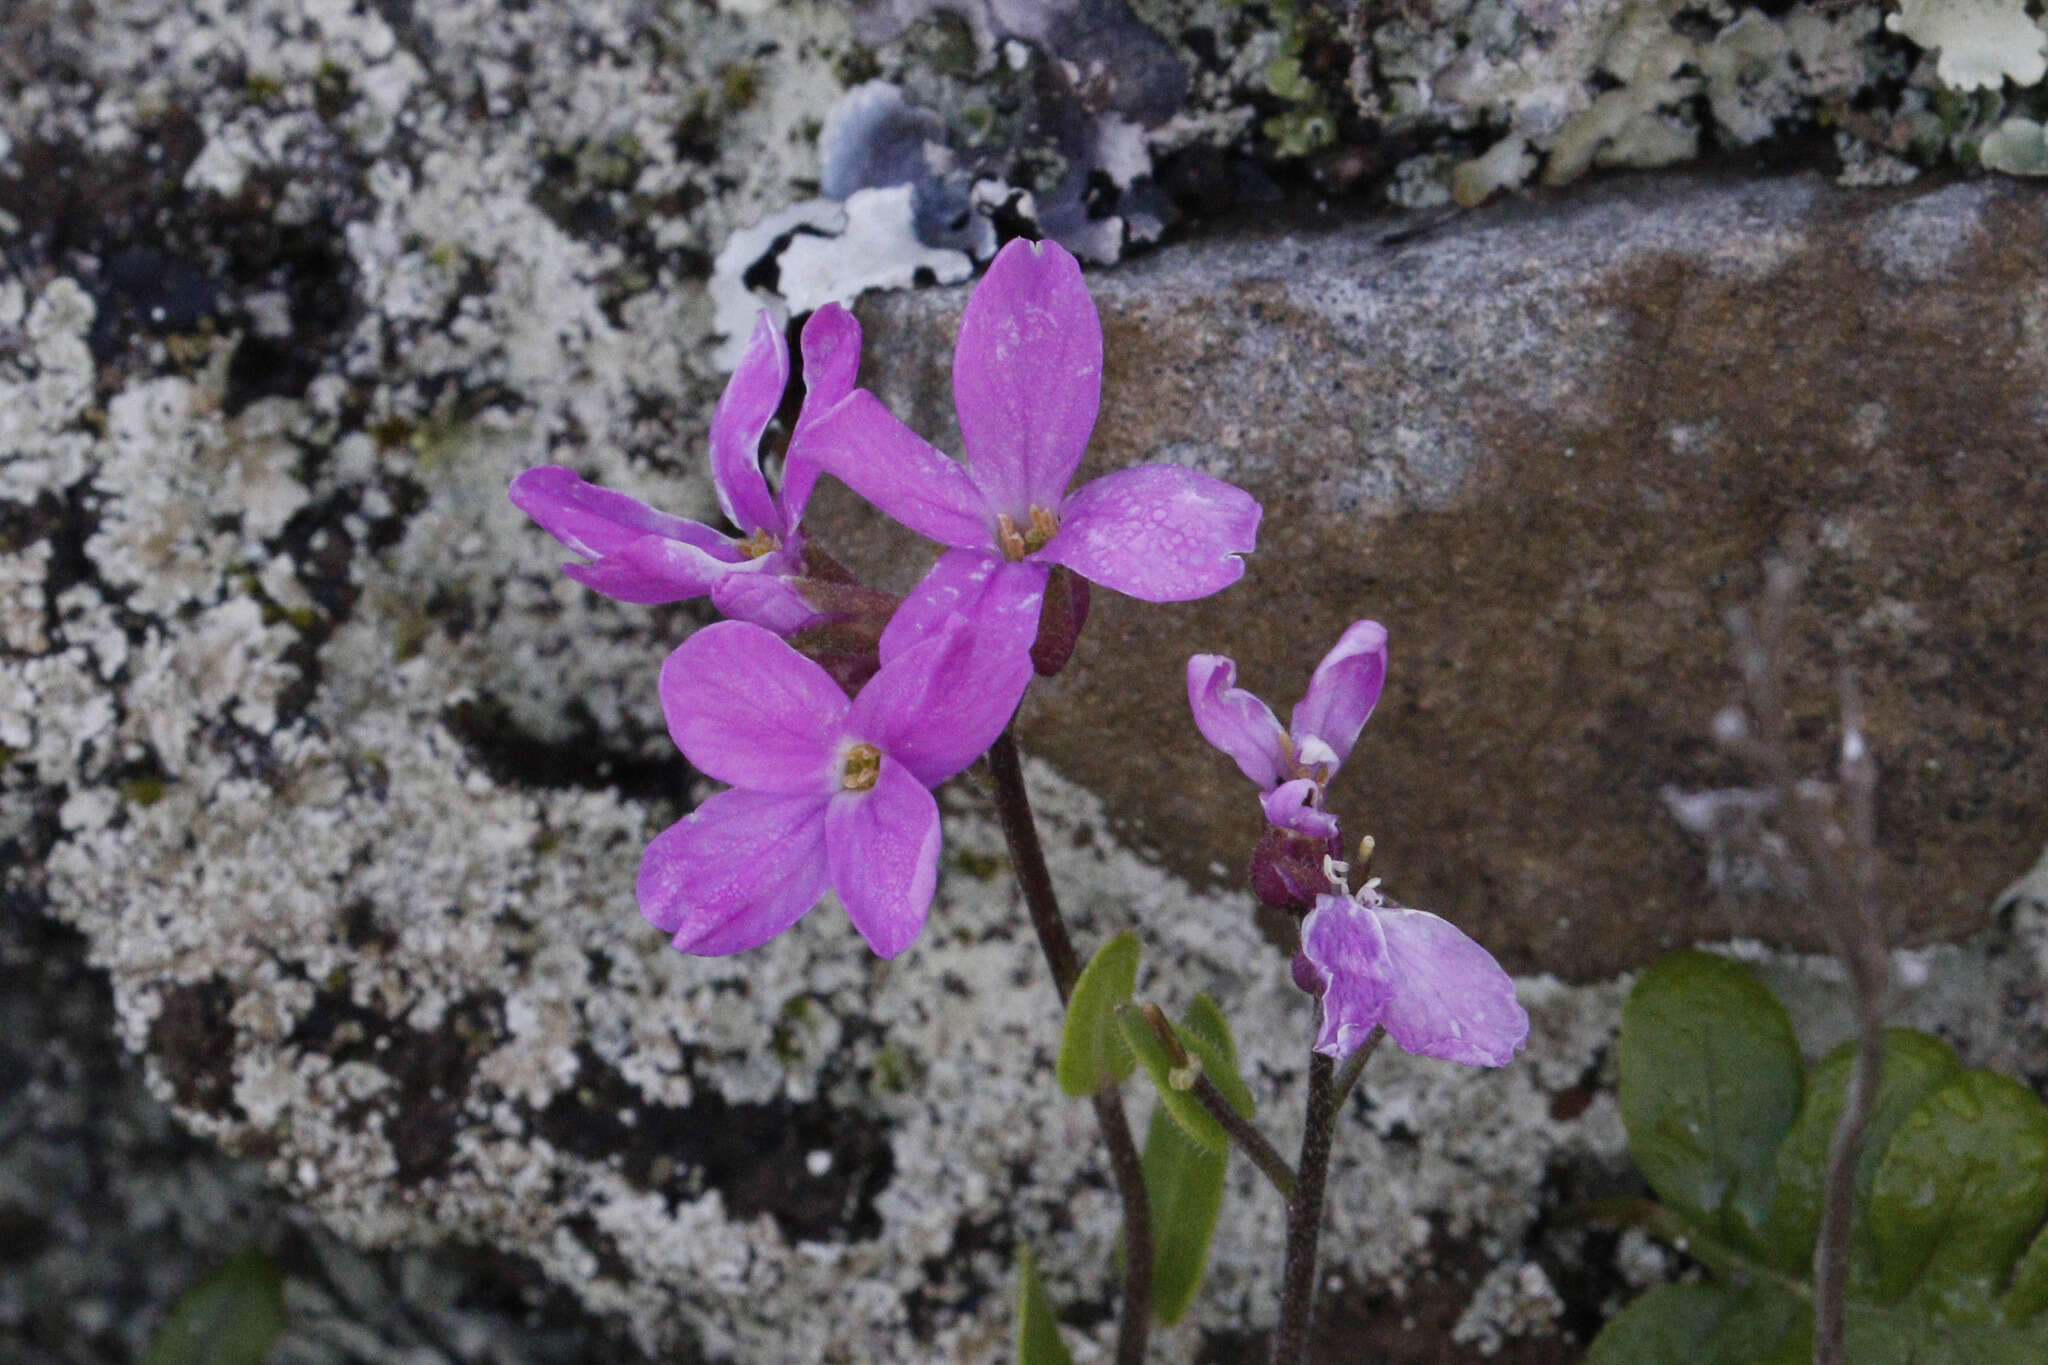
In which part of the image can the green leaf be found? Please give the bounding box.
[145,1249,288,1365]
[1841,1309,2048,1364]
[1585,1282,1809,1364]
[2001,1220,2048,1323]
[1014,1244,1074,1365]
[1141,1102,1228,1325]
[1116,997,1254,1156]
[1619,950,1804,1251]
[1763,1029,1962,1274]
[1057,933,1139,1097]
[1868,1070,2048,1320]
[1176,994,1256,1122]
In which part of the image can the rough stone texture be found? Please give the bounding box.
[0,900,648,1365]
[2,0,2044,1356]
[824,171,2048,980]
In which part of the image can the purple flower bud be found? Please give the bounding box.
[1291,948,1326,998]
[1248,822,1343,913]
[1029,565,1090,676]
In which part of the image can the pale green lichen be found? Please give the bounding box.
[1980,117,2048,173]
[1886,0,2048,92]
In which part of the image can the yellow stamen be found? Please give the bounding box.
[737,529,781,560]
[840,742,882,792]
[995,506,1060,561]
[995,514,1028,562]
[1024,505,1059,554]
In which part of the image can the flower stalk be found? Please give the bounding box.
[1271,1049,1339,1365]
[986,730,1151,1365]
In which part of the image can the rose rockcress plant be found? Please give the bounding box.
[511,238,1529,1364]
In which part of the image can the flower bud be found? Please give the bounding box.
[1249,822,1344,913]
[1029,565,1090,676]
[1291,948,1326,998]
[788,581,902,691]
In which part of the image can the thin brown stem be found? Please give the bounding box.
[1270,1050,1338,1365]
[1190,1072,1298,1200]
[1331,1027,1385,1114]
[986,730,1150,1365]
[1718,559,1888,1365]
[1136,1002,1299,1200]
[987,730,1080,999]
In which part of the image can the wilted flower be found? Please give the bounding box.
[638,614,1030,959]
[800,238,1261,672]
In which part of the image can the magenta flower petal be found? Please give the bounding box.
[1375,905,1529,1067]
[1186,654,1287,788]
[1301,894,1396,1059]
[854,613,1033,787]
[638,788,830,955]
[709,312,791,537]
[658,621,848,794]
[1261,777,1340,840]
[709,565,828,635]
[570,534,746,604]
[1041,464,1260,602]
[1292,620,1389,773]
[877,548,1048,667]
[784,304,864,521]
[952,238,1102,518]
[800,390,992,548]
[510,465,728,560]
[797,304,863,422]
[825,757,942,959]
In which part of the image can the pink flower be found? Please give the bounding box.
[508,305,862,632]
[638,615,1030,959]
[1186,620,1390,841]
[799,238,1261,669]
[1298,883,1528,1066]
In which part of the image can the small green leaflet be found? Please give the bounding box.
[1138,996,1249,1324]
[1014,1244,1075,1365]
[1057,933,1140,1097]
[144,1249,289,1365]
[1116,994,1255,1155]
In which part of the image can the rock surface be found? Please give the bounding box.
[826,171,2048,979]
[2,0,2044,1354]
[0,910,647,1365]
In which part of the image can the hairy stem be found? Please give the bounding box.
[987,730,1150,1365]
[987,731,1080,997]
[1331,1027,1385,1114]
[1190,1072,1298,1200]
[1270,1050,1338,1365]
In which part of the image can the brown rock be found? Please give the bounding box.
[810,172,2048,979]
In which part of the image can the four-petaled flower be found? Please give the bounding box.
[509,304,862,633]
[1297,880,1528,1067]
[801,237,1262,667]
[1186,619,1389,840]
[638,615,1031,959]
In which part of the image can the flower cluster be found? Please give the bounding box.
[1189,624,1528,1067]
[512,238,1259,959]
[513,232,1522,1068]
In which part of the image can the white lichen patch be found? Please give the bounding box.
[1886,0,2048,91]
[1452,1259,1567,1354]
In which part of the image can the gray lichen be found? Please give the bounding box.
[5,0,2047,1357]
